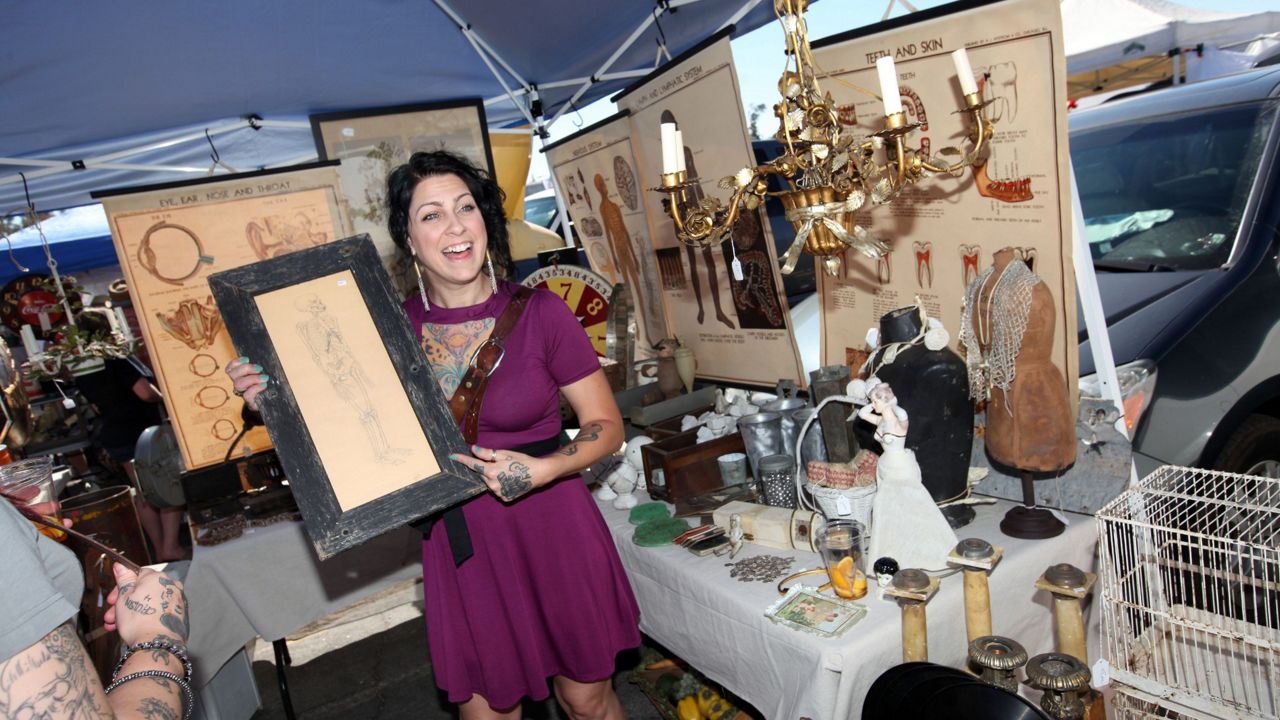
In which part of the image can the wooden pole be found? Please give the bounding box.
[901,601,928,662]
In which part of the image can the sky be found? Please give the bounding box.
[527,0,1280,184]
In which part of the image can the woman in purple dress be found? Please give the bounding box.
[230,151,640,719]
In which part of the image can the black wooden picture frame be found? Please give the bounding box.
[208,235,480,558]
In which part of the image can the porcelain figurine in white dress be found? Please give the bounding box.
[856,378,958,569]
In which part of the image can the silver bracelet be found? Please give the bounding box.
[114,639,192,681]
[104,669,193,720]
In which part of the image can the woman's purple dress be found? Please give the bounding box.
[404,281,640,708]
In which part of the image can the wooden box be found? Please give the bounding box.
[641,428,745,503]
[643,405,715,441]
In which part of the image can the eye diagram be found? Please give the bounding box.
[194,385,230,410]
[188,353,219,378]
[137,222,215,286]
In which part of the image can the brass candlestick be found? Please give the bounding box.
[947,538,1004,642]
[967,635,1027,693]
[1026,653,1091,720]
[884,568,939,663]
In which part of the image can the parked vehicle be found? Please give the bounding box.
[1071,66,1280,478]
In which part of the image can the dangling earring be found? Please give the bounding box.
[486,252,497,295]
[414,260,430,312]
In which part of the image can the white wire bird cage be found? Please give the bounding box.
[1097,466,1280,720]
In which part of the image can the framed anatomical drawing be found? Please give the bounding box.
[208,236,476,557]
[93,162,350,470]
[310,98,493,299]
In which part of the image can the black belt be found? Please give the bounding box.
[411,434,563,566]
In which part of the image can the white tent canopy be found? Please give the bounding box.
[1063,0,1280,96]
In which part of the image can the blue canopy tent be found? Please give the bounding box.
[0,0,782,216]
[0,206,115,286]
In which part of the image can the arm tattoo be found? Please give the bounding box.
[139,695,179,720]
[0,622,110,718]
[557,421,604,457]
[495,461,533,500]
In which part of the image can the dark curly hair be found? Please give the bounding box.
[386,150,514,278]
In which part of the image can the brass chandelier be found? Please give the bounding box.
[653,0,997,277]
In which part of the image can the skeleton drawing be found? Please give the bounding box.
[913,241,933,289]
[295,294,405,465]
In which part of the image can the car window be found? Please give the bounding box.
[1071,99,1277,270]
[524,196,559,229]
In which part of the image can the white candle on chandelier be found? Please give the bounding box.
[660,122,678,175]
[114,307,135,345]
[952,48,979,96]
[876,56,903,115]
[19,324,39,358]
[673,130,687,173]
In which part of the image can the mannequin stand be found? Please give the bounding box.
[1000,470,1065,539]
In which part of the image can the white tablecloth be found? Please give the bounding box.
[177,520,422,687]
[599,497,1098,719]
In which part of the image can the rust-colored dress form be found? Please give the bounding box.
[976,248,1075,472]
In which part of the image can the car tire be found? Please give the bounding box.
[1213,414,1280,478]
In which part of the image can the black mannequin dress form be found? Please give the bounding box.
[868,305,975,528]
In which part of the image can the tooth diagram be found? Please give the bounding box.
[913,241,933,288]
[877,252,892,286]
[960,244,981,286]
[972,64,1033,203]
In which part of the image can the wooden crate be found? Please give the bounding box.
[641,428,744,503]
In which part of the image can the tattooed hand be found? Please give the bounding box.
[105,564,190,645]
[451,445,542,502]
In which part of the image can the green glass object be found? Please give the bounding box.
[629,502,671,525]
[632,517,690,547]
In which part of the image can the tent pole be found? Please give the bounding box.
[432,0,530,93]
[0,119,250,188]
[720,0,765,31]
[482,70,652,108]
[1069,159,1137,485]
[546,12,662,127]
[432,0,537,127]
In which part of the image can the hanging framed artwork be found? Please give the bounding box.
[208,235,478,558]
[93,162,350,470]
[309,98,493,299]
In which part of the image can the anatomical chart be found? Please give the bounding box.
[311,100,492,301]
[809,0,1077,390]
[615,33,804,388]
[99,165,349,469]
[256,271,439,511]
[544,112,670,351]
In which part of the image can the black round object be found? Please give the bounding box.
[934,682,1050,720]
[864,663,969,720]
[1000,505,1066,539]
[874,556,899,576]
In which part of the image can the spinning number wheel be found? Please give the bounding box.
[521,266,613,357]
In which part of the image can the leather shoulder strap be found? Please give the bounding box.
[448,286,536,443]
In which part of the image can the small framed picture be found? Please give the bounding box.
[208,235,478,558]
[765,585,867,638]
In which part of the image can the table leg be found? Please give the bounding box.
[272,639,297,720]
